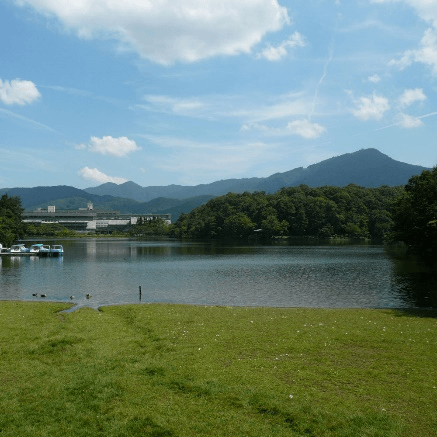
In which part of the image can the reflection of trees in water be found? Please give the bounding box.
[390,255,437,308]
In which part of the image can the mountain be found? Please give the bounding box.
[84,148,430,201]
[0,185,114,207]
[1,148,431,222]
[0,185,214,222]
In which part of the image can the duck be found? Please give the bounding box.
[70,295,75,299]
[32,293,38,297]
[40,294,47,298]
[86,293,92,299]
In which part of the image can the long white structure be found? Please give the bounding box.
[23,203,171,233]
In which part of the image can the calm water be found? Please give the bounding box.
[0,238,435,311]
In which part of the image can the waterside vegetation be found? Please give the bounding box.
[0,301,435,436]
[171,185,404,240]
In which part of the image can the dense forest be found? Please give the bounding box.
[171,184,404,240]
[390,167,437,259]
[0,194,26,247]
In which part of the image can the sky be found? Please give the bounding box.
[1,0,437,190]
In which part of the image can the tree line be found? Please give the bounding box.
[1,168,436,260]
[171,184,404,240]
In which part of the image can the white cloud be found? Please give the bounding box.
[372,0,437,25]
[142,95,206,117]
[139,92,313,123]
[78,136,141,157]
[78,167,127,184]
[15,0,289,65]
[257,32,306,61]
[395,113,424,128]
[368,74,381,83]
[373,1,437,74]
[0,78,41,105]
[389,28,437,74]
[240,119,326,139]
[399,88,426,107]
[286,119,326,139]
[352,93,390,121]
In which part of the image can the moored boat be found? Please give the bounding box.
[39,245,51,256]
[50,245,64,256]
[30,244,44,254]
[9,244,30,254]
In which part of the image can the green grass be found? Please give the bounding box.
[0,302,436,436]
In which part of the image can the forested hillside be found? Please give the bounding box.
[172,185,404,240]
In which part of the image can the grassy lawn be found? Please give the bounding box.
[0,301,436,436]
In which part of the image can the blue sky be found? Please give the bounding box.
[1,0,437,189]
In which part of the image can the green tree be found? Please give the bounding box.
[223,213,255,238]
[391,167,437,258]
[0,194,25,247]
[131,217,170,236]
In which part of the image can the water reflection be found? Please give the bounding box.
[0,238,435,310]
[389,255,437,308]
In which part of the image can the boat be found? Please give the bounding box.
[50,245,64,256]
[30,244,44,254]
[39,245,51,256]
[9,244,30,254]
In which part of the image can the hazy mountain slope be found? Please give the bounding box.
[289,148,429,188]
[84,148,430,201]
[0,186,113,209]
[84,178,263,203]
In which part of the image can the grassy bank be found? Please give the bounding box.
[0,302,435,436]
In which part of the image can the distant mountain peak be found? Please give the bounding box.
[81,148,430,201]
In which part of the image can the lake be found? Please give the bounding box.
[0,238,435,311]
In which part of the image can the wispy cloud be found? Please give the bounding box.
[373,1,437,74]
[376,111,437,131]
[0,107,56,132]
[309,41,334,121]
[78,167,127,184]
[389,28,437,75]
[0,147,56,172]
[256,32,306,61]
[242,119,326,139]
[368,74,381,83]
[138,92,313,124]
[141,134,275,181]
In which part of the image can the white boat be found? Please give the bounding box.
[9,244,30,253]
[39,245,51,256]
[50,245,64,256]
[30,244,44,253]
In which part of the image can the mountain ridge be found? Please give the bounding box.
[1,148,431,221]
[84,148,430,202]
